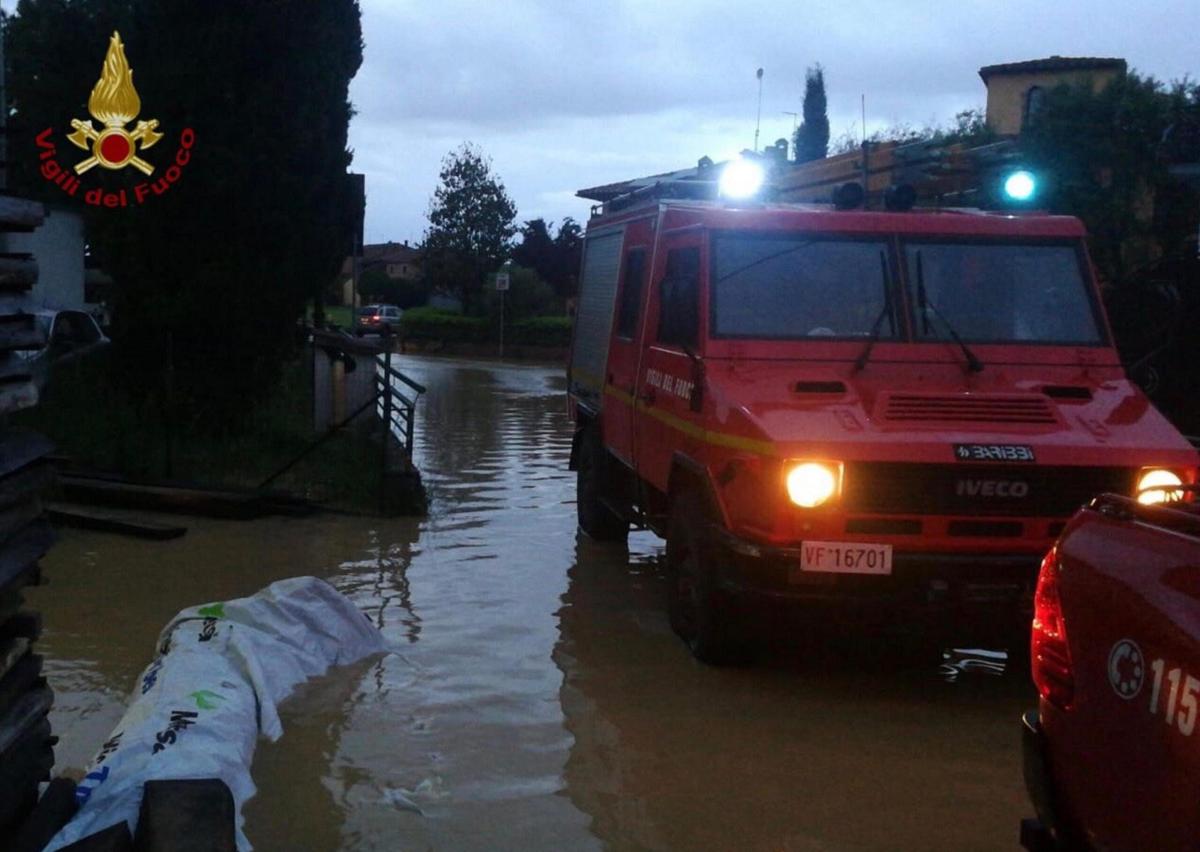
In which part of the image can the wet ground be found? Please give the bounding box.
[31,355,1034,850]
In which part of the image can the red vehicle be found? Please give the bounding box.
[566,174,1198,664]
[1023,488,1200,851]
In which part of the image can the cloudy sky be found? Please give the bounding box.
[5,0,1191,241]
[348,0,1197,244]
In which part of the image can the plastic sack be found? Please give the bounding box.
[45,576,387,851]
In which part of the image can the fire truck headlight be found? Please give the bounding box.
[719,158,765,200]
[1136,468,1184,505]
[786,461,842,508]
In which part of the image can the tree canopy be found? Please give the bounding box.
[4,0,363,425]
[793,65,829,163]
[511,217,582,299]
[421,144,517,314]
[1021,72,1200,279]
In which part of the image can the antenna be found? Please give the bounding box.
[754,68,764,151]
[861,94,866,143]
[782,111,799,133]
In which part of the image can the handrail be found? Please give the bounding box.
[378,360,427,396]
[374,352,423,462]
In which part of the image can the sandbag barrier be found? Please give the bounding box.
[30,577,388,850]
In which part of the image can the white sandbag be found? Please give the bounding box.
[45,576,387,851]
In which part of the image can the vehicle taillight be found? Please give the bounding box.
[1031,547,1074,710]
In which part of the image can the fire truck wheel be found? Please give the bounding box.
[576,427,629,542]
[667,491,751,666]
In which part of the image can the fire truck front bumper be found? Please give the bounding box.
[709,526,1040,619]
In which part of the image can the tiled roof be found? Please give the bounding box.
[362,242,420,263]
[979,56,1126,81]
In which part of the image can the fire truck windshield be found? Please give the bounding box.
[711,234,894,339]
[903,241,1104,345]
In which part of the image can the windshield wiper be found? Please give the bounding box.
[852,250,893,374]
[714,240,815,283]
[915,250,984,373]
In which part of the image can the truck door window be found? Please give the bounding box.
[615,249,646,339]
[657,247,700,347]
[903,241,1104,345]
[711,235,894,339]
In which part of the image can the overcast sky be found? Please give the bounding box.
[347,0,1197,244]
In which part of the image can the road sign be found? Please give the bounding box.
[496,273,510,292]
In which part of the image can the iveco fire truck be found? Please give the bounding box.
[566,159,1199,664]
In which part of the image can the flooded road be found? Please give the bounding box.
[32,356,1034,850]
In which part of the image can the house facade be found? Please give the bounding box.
[979,56,1126,137]
[337,241,423,306]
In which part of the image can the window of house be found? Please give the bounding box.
[656,247,700,347]
[615,249,646,339]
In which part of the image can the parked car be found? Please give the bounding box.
[1022,485,1200,851]
[355,304,402,336]
[15,309,110,390]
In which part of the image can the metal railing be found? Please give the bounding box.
[376,351,425,462]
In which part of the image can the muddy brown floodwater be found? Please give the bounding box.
[30,355,1035,851]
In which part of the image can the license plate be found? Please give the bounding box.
[794,541,893,576]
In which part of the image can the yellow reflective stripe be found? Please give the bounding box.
[602,384,775,456]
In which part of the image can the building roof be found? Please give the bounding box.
[338,241,422,277]
[576,164,712,202]
[978,56,1126,82]
[362,241,420,264]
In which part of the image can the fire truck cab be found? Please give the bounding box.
[567,184,1198,664]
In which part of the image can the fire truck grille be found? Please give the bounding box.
[844,463,1133,517]
[880,394,1058,424]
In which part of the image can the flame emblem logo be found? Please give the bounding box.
[66,32,163,175]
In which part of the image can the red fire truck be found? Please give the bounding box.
[567,164,1199,664]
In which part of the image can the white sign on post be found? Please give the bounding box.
[495,273,510,292]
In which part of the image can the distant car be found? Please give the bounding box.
[1022,487,1200,851]
[15,309,110,389]
[355,304,402,336]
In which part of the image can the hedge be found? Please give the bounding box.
[509,316,572,347]
[399,308,572,349]
[399,306,489,343]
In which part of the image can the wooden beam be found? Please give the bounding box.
[0,198,44,230]
[0,256,38,292]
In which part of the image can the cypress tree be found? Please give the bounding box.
[794,65,830,163]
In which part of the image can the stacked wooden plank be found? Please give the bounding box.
[0,196,61,839]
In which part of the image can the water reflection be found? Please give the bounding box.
[555,533,1034,851]
[33,356,1036,850]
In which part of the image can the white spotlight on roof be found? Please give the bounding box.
[719,158,766,200]
[1003,170,1037,202]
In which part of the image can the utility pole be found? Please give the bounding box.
[754,68,765,151]
[496,270,510,358]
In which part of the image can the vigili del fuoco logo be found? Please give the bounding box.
[35,31,195,208]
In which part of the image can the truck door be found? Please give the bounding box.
[635,234,705,492]
[602,224,652,468]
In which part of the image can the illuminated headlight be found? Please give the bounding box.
[719,158,766,200]
[1136,468,1184,505]
[785,461,842,508]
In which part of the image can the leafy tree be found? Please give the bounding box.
[793,65,830,163]
[359,267,428,310]
[484,265,554,322]
[421,144,517,314]
[512,216,582,299]
[1021,72,1200,280]
[4,0,363,426]
[512,218,554,280]
[938,108,996,147]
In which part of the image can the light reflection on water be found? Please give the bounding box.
[31,355,1033,851]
